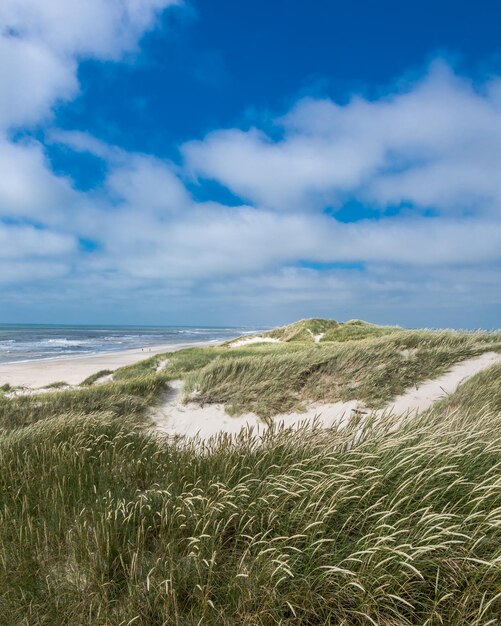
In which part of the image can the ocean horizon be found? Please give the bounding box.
[0,324,259,365]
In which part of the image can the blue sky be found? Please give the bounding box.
[0,0,500,328]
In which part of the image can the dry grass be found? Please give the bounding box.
[0,389,499,624]
[0,321,499,624]
[184,330,501,417]
[0,374,166,432]
[265,318,401,343]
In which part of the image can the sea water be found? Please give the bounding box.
[0,324,258,364]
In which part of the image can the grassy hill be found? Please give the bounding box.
[191,328,500,417]
[0,320,500,624]
[263,317,401,343]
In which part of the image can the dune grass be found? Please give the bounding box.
[106,326,501,420]
[0,374,166,432]
[184,330,501,417]
[80,369,114,386]
[0,326,499,430]
[424,361,501,416]
[260,318,401,343]
[0,395,500,624]
[0,321,500,623]
[320,319,401,342]
[0,320,501,626]
[112,344,304,382]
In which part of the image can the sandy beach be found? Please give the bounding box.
[0,342,215,388]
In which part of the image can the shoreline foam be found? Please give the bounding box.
[0,340,221,388]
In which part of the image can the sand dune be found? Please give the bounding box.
[152,352,501,441]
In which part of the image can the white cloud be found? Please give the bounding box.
[0,0,499,332]
[0,0,179,59]
[183,61,501,215]
[0,36,76,129]
[99,209,501,280]
[0,137,78,220]
[0,0,183,294]
[106,155,191,215]
[0,223,75,258]
[0,261,68,285]
[0,0,180,129]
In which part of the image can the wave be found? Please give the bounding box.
[0,325,253,364]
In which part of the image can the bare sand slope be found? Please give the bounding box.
[379,351,501,417]
[152,352,501,441]
[229,336,280,348]
[153,380,361,440]
[0,342,211,388]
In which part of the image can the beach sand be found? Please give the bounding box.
[0,342,212,388]
[153,379,361,441]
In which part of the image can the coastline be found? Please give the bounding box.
[0,340,222,388]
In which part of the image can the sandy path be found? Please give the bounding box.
[153,381,361,440]
[0,341,215,388]
[152,352,501,441]
[379,351,501,416]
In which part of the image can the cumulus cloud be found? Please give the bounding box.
[0,0,180,128]
[0,224,75,258]
[0,261,68,285]
[0,137,78,220]
[183,61,501,215]
[0,0,181,290]
[0,36,76,129]
[0,0,179,59]
[0,0,499,327]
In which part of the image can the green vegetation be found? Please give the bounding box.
[264,318,401,343]
[321,319,401,342]
[266,317,341,341]
[44,380,69,389]
[185,330,501,417]
[0,319,500,624]
[80,369,114,386]
[0,375,166,432]
[424,361,501,416]
[95,322,501,419]
[0,392,500,624]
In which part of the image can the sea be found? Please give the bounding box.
[0,324,259,365]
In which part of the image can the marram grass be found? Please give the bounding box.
[0,374,167,432]
[0,383,500,625]
[184,329,501,417]
[0,322,500,624]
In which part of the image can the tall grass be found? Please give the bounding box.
[0,323,499,624]
[185,330,501,417]
[265,318,401,343]
[0,387,500,624]
[0,374,166,431]
[424,362,501,417]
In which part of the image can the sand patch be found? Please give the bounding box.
[308,330,325,343]
[156,358,169,373]
[94,373,114,385]
[6,384,74,398]
[152,380,361,441]
[378,351,501,417]
[399,348,418,359]
[229,336,281,348]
